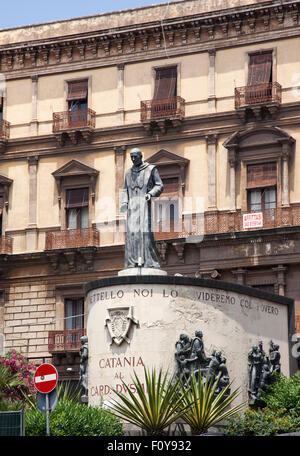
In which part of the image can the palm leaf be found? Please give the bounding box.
[177,371,245,434]
[109,366,192,435]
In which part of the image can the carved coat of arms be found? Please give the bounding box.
[105,307,139,346]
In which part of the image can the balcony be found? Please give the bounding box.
[140,96,185,133]
[154,206,300,242]
[45,227,99,250]
[0,236,12,254]
[235,82,282,122]
[52,108,96,145]
[48,328,86,353]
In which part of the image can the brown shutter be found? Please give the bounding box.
[247,52,272,86]
[247,163,277,188]
[153,67,177,100]
[0,195,3,215]
[66,188,89,208]
[67,80,88,101]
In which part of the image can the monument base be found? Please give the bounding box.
[85,275,294,409]
[118,267,167,276]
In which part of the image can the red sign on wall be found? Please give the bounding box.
[243,212,263,229]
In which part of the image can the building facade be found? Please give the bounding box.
[0,0,300,379]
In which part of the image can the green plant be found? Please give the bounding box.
[25,398,123,436]
[225,372,300,436]
[225,407,300,436]
[0,349,36,407]
[109,366,191,436]
[177,372,245,435]
[260,372,300,415]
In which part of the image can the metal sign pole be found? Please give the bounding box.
[45,393,50,436]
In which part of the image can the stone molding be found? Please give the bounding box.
[1,1,300,77]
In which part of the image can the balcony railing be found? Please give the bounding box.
[154,206,300,241]
[45,228,100,250]
[141,96,185,122]
[0,120,10,140]
[0,236,12,254]
[48,328,86,352]
[235,82,282,109]
[52,109,96,132]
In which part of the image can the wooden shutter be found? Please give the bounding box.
[153,67,177,100]
[0,195,3,215]
[67,80,88,101]
[66,188,89,208]
[247,52,272,86]
[162,177,179,193]
[247,163,277,188]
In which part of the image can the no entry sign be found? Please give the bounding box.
[34,363,58,394]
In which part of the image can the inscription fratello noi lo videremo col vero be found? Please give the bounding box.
[88,286,280,316]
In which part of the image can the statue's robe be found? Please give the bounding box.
[122,162,163,268]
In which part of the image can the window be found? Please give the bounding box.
[247,51,273,86]
[67,80,88,126]
[65,298,84,330]
[153,67,177,100]
[246,51,273,104]
[66,187,89,230]
[247,163,277,212]
[155,177,180,229]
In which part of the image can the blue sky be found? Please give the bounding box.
[1,0,170,29]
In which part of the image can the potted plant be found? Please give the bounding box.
[177,371,245,435]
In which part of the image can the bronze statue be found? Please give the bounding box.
[79,335,88,398]
[174,330,230,395]
[248,340,281,404]
[120,148,163,269]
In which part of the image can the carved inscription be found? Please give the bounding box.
[89,287,280,317]
[90,355,145,397]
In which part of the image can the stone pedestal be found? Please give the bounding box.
[85,276,295,408]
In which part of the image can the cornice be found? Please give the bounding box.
[0,1,300,78]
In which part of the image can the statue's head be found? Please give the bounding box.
[130,148,143,167]
[195,330,203,338]
[80,336,88,345]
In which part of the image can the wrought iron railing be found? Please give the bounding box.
[0,236,12,254]
[154,206,300,240]
[48,328,86,352]
[45,228,100,250]
[141,96,185,122]
[235,82,282,108]
[52,108,96,132]
[0,120,10,140]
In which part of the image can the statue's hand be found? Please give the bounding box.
[145,193,151,201]
[120,202,128,213]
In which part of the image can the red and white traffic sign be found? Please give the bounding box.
[34,363,58,394]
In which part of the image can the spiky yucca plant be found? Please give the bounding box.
[109,366,191,436]
[177,371,245,435]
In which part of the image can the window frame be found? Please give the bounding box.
[64,77,91,112]
[245,47,277,87]
[151,63,181,100]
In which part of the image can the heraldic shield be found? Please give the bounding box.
[105,307,138,346]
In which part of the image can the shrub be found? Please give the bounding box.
[225,407,300,436]
[25,398,123,436]
[225,372,300,436]
[0,349,36,407]
[260,372,300,416]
